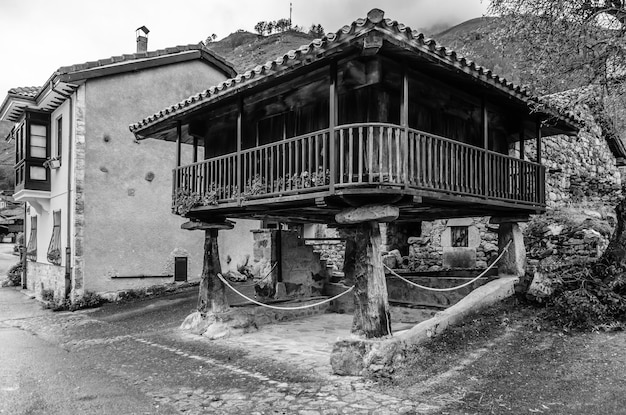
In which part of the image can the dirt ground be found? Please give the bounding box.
[372,298,626,415]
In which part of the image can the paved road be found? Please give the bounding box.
[0,287,423,415]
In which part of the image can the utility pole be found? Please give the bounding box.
[289,2,292,27]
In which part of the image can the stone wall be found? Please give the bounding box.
[251,229,328,299]
[408,218,499,271]
[524,207,615,271]
[519,105,622,207]
[305,239,345,271]
[27,261,65,300]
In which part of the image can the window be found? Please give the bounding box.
[56,116,63,161]
[30,124,47,158]
[12,110,51,191]
[26,216,37,261]
[451,226,469,247]
[47,210,62,265]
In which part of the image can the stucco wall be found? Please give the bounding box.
[81,60,228,293]
[218,219,258,275]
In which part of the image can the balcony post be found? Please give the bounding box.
[401,65,409,188]
[193,136,198,163]
[329,61,337,192]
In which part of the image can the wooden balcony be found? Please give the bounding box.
[173,123,545,222]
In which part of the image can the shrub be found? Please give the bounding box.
[6,262,23,286]
[542,262,626,330]
[42,290,106,312]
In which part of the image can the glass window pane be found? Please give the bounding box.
[31,135,46,147]
[30,124,46,137]
[30,166,46,181]
[30,147,46,158]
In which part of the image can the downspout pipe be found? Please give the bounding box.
[65,92,74,299]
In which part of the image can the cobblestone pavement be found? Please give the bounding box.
[2,288,440,414]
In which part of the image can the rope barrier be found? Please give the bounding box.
[384,240,513,292]
[217,272,355,311]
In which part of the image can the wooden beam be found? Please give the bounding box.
[335,204,399,224]
[181,220,235,230]
[193,136,198,163]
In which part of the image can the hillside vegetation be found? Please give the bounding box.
[205,30,316,74]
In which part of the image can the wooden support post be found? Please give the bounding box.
[197,228,230,314]
[176,121,182,192]
[329,61,337,192]
[236,96,243,205]
[401,65,409,187]
[342,222,391,338]
[482,97,489,198]
[176,121,182,168]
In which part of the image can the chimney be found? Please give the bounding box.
[136,26,149,53]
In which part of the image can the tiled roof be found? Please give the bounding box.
[8,86,40,99]
[1,43,236,123]
[129,8,580,135]
[54,43,234,78]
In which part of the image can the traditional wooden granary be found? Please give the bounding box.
[130,9,579,338]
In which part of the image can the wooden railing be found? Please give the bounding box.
[172,122,545,211]
[240,131,330,198]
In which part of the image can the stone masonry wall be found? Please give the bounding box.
[408,218,499,271]
[27,261,65,300]
[524,113,622,207]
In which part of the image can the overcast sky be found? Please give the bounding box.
[0,0,488,98]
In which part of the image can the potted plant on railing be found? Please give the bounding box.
[43,156,61,170]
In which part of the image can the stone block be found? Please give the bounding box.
[442,247,476,268]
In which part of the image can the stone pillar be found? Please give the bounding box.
[251,229,280,300]
[493,219,527,276]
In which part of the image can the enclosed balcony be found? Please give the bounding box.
[131,21,577,224]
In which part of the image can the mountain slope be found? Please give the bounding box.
[205,30,316,74]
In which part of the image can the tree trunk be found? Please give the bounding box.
[342,222,391,338]
[600,198,626,267]
[197,229,229,314]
